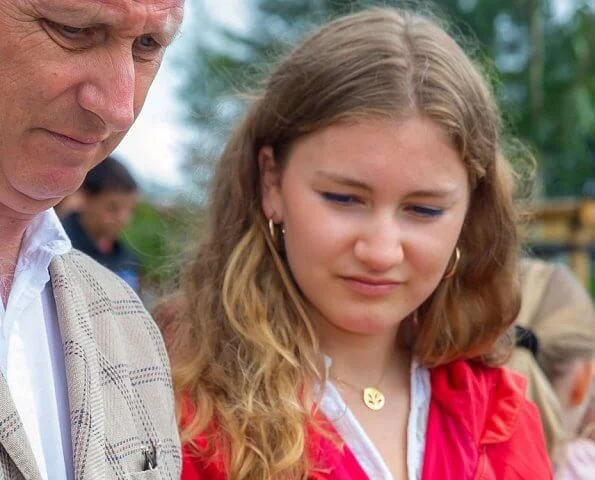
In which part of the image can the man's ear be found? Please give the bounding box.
[258,146,283,222]
[570,360,594,407]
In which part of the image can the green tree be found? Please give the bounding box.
[181,0,595,196]
[123,201,192,293]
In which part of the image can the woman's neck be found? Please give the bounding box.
[317,314,408,389]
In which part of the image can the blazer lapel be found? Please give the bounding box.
[50,257,106,480]
[0,372,43,480]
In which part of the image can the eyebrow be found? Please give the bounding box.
[313,170,459,198]
[314,170,372,191]
[38,0,183,40]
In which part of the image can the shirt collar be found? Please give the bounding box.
[17,208,72,274]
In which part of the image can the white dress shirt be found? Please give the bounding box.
[321,357,430,480]
[0,209,74,480]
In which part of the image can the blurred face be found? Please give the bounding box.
[0,0,183,215]
[82,190,139,242]
[261,116,469,337]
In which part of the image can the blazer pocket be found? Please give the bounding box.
[128,467,163,480]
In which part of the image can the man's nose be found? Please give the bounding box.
[77,51,136,133]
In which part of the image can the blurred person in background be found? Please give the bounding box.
[508,258,595,479]
[53,190,84,220]
[564,388,595,479]
[62,156,140,291]
[580,389,595,442]
[167,7,551,480]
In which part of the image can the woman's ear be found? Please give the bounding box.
[258,146,283,222]
[570,360,595,407]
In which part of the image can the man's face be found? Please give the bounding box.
[0,0,183,215]
[82,190,139,243]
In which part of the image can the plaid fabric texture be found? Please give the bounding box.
[0,250,181,479]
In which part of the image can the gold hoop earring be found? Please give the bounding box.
[268,218,275,239]
[443,247,461,279]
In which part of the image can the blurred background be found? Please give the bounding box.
[93,0,594,303]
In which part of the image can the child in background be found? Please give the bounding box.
[62,156,140,291]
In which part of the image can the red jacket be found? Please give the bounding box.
[182,360,552,479]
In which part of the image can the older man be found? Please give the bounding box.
[0,1,184,478]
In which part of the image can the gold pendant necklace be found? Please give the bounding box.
[362,386,386,411]
[332,375,387,411]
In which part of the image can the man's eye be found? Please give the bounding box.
[54,23,91,39]
[62,25,85,35]
[44,21,103,46]
[132,35,163,61]
[135,35,160,50]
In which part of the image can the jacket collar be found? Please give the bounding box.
[50,255,106,479]
[430,359,527,445]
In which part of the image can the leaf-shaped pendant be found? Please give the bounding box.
[363,387,385,411]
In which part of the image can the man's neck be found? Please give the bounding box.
[0,215,34,306]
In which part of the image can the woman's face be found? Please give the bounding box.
[260,116,469,337]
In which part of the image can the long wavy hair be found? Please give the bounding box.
[169,8,524,479]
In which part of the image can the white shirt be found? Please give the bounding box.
[321,357,430,480]
[0,209,73,480]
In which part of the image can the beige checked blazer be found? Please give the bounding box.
[0,250,181,479]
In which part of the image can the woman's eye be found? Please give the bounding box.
[322,193,358,205]
[408,205,444,218]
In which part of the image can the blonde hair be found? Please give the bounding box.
[508,258,595,457]
[169,8,524,479]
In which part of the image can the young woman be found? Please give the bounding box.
[168,8,552,480]
[508,258,595,479]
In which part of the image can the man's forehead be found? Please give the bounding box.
[32,0,184,36]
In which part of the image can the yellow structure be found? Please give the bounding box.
[525,197,595,291]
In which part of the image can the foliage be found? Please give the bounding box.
[122,201,192,288]
[181,0,595,196]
